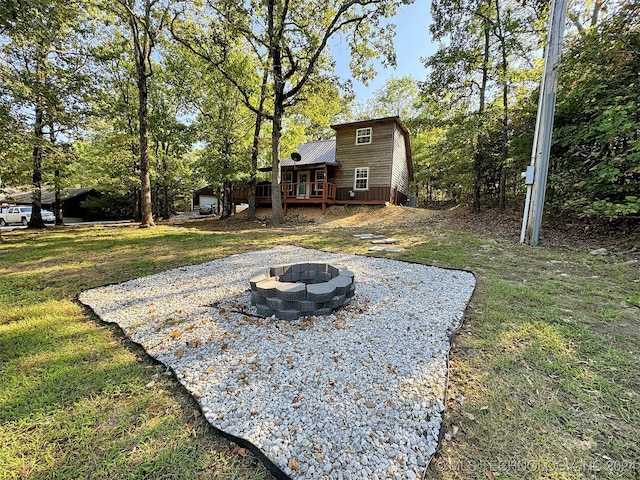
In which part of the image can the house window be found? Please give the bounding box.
[354,167,369,190]
[285,171,294,196]
[315,170,325,194]
[355,127,372,145]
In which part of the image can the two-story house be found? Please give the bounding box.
[229,116,413,214]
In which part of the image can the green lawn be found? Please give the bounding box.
[1,212,638,479]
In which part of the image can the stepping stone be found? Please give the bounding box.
[371,238,398,244]
[369,246,403,253]
[353,233,385,239]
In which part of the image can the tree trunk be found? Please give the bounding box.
[267,0,284,224]
[162,168,170,218]
[247,84,268,222]
[29,54,46,230]
[137,73,154,227]
[496,0,509,211]
[152,139,160,219]
[129,0,155,228]
[473,20,491,213]
[499,166,507,210]
[29,103,47,229]
[130,140,141,221]
[247,70,269,221]
[132,187,141,221]
[270,101,284,224]
[220,181,232,219]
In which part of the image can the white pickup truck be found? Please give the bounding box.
[0,205,32,226]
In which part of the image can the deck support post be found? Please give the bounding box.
[322,180,328,214]
[283,179,287,216]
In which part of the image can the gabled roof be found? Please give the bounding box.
[280,139,337,167]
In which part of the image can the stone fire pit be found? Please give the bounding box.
[250,262,355,320]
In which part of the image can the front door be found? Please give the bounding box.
[297,171,310,199]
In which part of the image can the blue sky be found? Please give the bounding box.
[331,0,436,102]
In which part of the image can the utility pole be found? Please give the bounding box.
[520,0,568,245]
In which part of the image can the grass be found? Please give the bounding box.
[1,209,639,479]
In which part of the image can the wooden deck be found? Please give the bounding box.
[254,182,337,213]
[232,182,404,213]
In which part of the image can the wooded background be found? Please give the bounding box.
[1,0,637,226]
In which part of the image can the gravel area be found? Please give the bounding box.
[79,246,476,479]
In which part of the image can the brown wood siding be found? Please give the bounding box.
[335,186,390,203]
[332,122,395,192]
[232,187,249,203]
[390,124,410,198]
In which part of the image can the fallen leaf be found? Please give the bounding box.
[169,330,182,339]
[231,446,247,457]
[175,348,185,359]
[193,410,201,418]
[463,412,476,421]
[288,458,300,471]
[365,401,375,408]
[221,344,228,351]
[206,367,215,374]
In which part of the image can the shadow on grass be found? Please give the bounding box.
[0,302,143,423]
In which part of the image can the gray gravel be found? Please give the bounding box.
[79,246,476,479]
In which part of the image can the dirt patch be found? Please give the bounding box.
[169,204,639,256]
[166,205,441,234]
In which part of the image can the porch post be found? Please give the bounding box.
[283,172,287,215]
[322,165,328,213]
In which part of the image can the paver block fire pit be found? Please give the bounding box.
[250,263,355,320]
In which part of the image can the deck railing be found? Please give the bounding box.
[256,182,336,202]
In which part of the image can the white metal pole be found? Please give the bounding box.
[521,0,568,245]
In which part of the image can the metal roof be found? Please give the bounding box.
[0,187,96,205]
[281,139,337,167]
